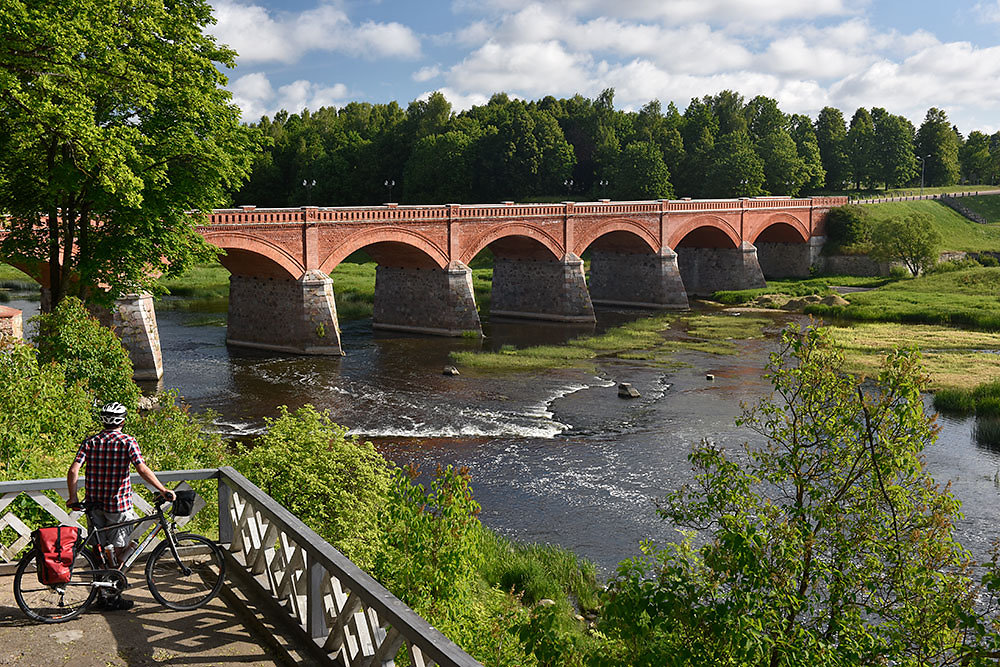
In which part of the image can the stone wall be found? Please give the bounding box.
[227,272,342,355]
[819,255,889,277]
[491,254,595,322]
[372,263,482,335]
[0,305,23,339]
[755,241,813,278]
[588,248,688,309]
[676,242,767,296]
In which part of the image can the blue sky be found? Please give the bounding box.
[208,0,1000,133]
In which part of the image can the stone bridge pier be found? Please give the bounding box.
[372,262,481,335]
[226,271,343,355]
[676,241,767,296]
[491,253,595,323]
[588,240,688,310]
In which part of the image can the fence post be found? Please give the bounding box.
[218,477,233,544]
[307,552,327,639]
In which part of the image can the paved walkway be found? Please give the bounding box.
[0,575,279,667]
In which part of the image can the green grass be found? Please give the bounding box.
[808,267,1000,331]
[958,195,1000,224]
[451,312,772,372]
[859,200,1000,253]
[713,276,892,305]
[0,263,38,289]
[826,322,1000,390]
[933,380,1000,417]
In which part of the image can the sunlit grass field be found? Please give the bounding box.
[807,267,1000,331]
[958,194,1000,224]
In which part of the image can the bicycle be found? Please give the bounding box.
[12,493,226,623]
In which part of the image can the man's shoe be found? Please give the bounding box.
[102,596,134,611]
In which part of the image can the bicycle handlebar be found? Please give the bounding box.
[69,491,175,512]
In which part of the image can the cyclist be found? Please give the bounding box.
[66,401,175,611]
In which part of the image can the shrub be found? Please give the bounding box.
[979,254,999,267]
[375,465,484,612]
[0,337,95,481]
[234,405,394,570]
[31,297,140,411]
[824,205,873,254]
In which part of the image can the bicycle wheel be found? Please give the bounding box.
[13,547,99,623]
[145,533,225,610]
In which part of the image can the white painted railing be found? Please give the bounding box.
[0,467,482,667]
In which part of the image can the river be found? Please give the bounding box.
[7,291,1000,573]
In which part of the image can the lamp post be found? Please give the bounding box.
[302,179,316,205]
[598,179,609,198]
[563,179,574,198]
[917,155,930,196]
[384,179,395,201]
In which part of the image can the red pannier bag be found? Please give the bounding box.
[31,526,81,586]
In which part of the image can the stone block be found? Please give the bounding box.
[0,305,23,340]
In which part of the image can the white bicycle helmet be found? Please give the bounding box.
[99,402,128,427]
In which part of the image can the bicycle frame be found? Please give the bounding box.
[76,503,178,577]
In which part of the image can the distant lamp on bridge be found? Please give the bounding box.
[302,179,316,205]
[598,179,609,198]
[384,179,396,202]
[563,179,574,198]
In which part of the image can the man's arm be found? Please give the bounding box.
[136,463,175,501]
[67,461,82,506]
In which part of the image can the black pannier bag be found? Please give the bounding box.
[32,525,81,585]
[171,490,197,517]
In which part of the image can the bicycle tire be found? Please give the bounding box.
[145,533,225,611]
[13,547,99,623]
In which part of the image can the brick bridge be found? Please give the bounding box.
[2,196,845,378]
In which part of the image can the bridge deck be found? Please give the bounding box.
[0,574,277,667]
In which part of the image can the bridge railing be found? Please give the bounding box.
[0,467,482,667]
[204,196,847,226]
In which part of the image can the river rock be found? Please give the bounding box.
[784,298,806,310]
[443,365,460,376]
[820,294,850,307]
[137,395,160,411]
[618,382,640,398]
[706,373,715,381]
[538,599,555,607]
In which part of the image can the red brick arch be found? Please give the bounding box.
[320,227,450,273]
[747,213,810,244]
[573,218,659,256]
[460,224,564,265]
[201,231,304,279]
[666,215,741,249]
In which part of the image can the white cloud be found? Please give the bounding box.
[228,72,351,120]
[208,0,421,64]
[413,65,442,82]
[446,40,594,96]
[975,0,1000,23]
[453,0,857,25]
[420,87,491,111]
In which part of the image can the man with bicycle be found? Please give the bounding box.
[66,402,175,611]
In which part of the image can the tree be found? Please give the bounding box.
[594,326,977,666]
[960,131,992,184]
[0,0,261,310]
[871,108,917,190]
[613,141,674,200]
[789,114,825,193]
[916,108,961,186]
[846,108,876,189]
[705,130,764,198]
[815,107,850,190]
[870,212,942,276]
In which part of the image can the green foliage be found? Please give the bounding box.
[0,0,261,308]
[613,141,674,200]
[870,212,942,275]
[31,297,140,410]
[376,465,483,612]
[822,205,873,253]
[0,337,95,481]
[588,327,977,666]
[932,380,1000,417]
[234,405,393,570]
[917,108,961,187]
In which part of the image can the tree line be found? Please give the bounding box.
[236,89,1000,207]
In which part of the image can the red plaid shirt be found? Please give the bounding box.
[74,429,145,512]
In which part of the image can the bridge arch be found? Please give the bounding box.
[573,219,659,256]
[748,213,810,244]
[320,227,449,273]
[460,224,563,265]
[666,215,741,249]
[201,231,304,280]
